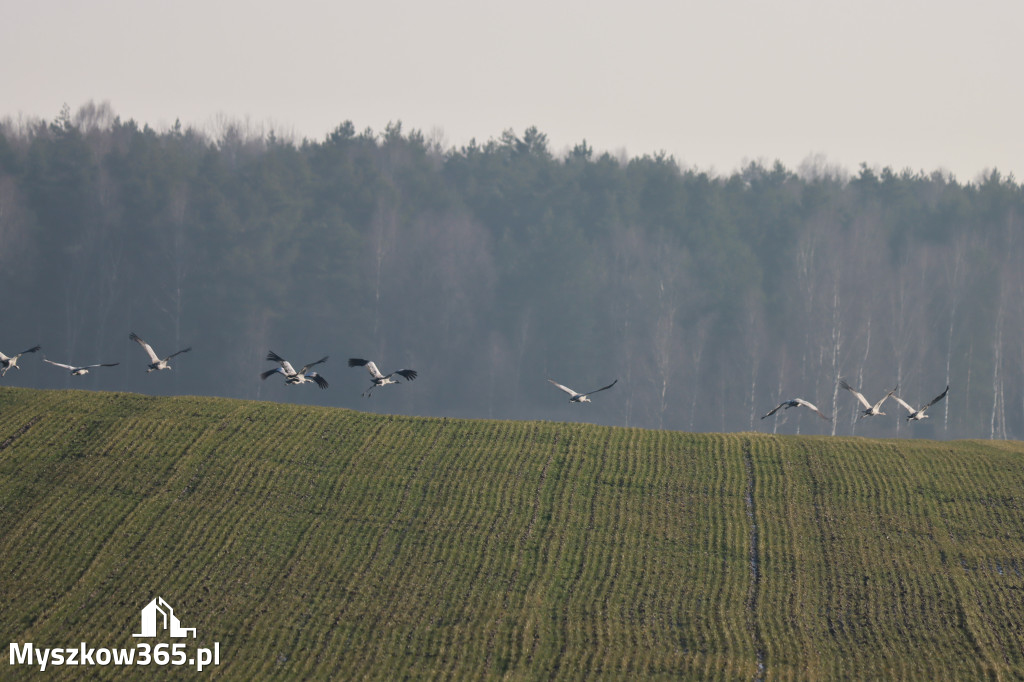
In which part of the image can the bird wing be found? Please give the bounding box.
[265,352,296,375]
[300,356,329,374]
[390,369,418,382]
[760,402,786,419]
[871,386,897,410]
[0,351,8,361]
[311,373,329,390]
[347,358,384,378]
[795,398,831,421]
[261,367,285,380]
[165,347,191,361]
[44,359,76,370]
[892,395,916,413]
[547,379,579,397]
[20,345,42,356]
[839,380,872,409]
[580,379,618,398]
[129,333,161,363]
[921,385,950,411]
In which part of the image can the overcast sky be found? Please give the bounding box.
[2,0,1020,181]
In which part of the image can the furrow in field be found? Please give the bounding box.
[741,436,765,681]
[0,415,42,453]
[743,434,806,678]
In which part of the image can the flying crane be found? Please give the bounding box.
[547,378,618,403]
[347,358,417,397]
[760,398,831,421]
[839,379,897,418]
[129,332,191,372]
[0,345,41,377]
[893,385,949,422]
[43,358,119,376]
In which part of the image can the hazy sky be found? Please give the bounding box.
[3,0,1021,181]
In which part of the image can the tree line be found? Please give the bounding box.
[2,102,1022,439]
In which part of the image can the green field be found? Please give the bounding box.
[2,386,1024,679]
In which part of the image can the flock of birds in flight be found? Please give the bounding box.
[0,336,425,399]
[1,335,949,422]
[761,381,950,423]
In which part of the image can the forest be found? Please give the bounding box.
[1,102,1022,439]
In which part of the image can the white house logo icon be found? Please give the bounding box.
[133,597,196,638]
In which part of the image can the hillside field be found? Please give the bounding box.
[2,386,1024,679]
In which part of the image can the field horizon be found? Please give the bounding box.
[2,385,1023,679]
